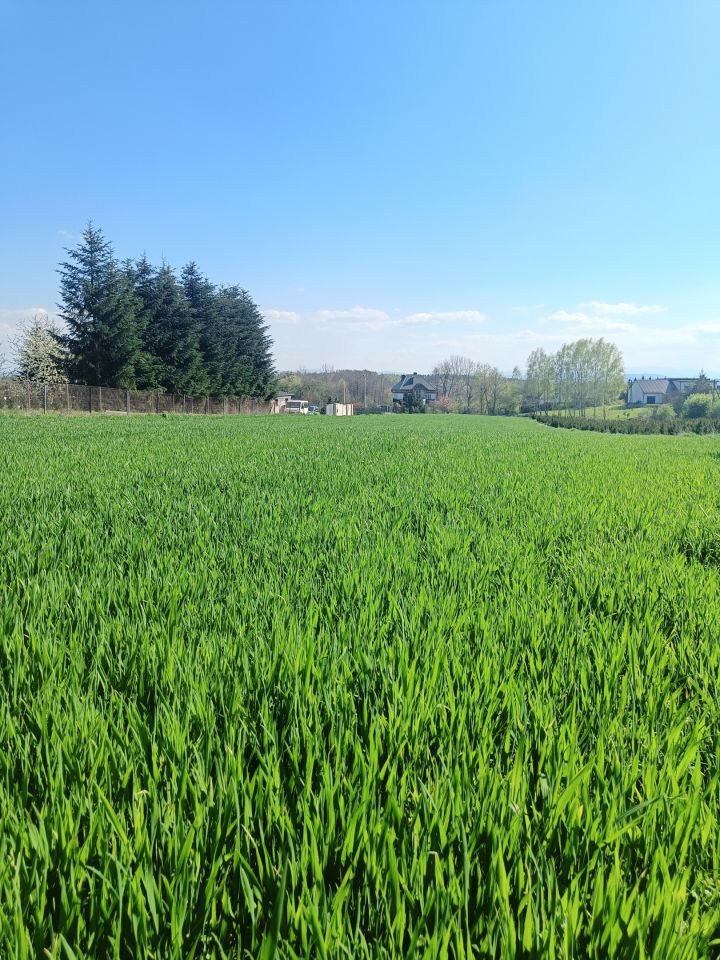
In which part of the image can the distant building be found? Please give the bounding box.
[626,377,715,406]
[325,402,354,416]
[269,393,293,414]
[391,373,438,408]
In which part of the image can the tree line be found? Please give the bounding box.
[276,367,398,409]
[432,357,524,414]
[429,339,625,415]
[275,338,626,416]
[12,223,275,398]
[523,339,625,415]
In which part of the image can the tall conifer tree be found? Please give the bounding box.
[145,263,208,394]
[182,262,223,393]
[57,224,274,396]
[58,222,142,386]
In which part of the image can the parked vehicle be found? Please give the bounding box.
[284,399,309,414]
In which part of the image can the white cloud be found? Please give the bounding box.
[541,310,637,332]
[402,310,487,326]
[580,301,666,316]
[543,309,593,323]
[531,302,720,373]
[264,308,302,325]
[266,305,487,335]
[265,297,715,373]
[264,303,492,370]
[512,304,545,313]
[313,307,392,330]
[679,321,720,334]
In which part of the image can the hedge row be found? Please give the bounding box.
[533,414,720,435]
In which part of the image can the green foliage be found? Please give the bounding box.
[59,222,143,387]
[59,223,274,397]
[144,263,208,396]
[683,393,714,419]
[691,370,715,396]
[401,391,426,413]
[537,413,720,435]
[525,339,625,414]
[11,314,68,383]
[652,404,676,420]
[2,415,720,956]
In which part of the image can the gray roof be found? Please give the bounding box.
[391,373,437,393]
[631,377,713,395]
[634,379,670,394]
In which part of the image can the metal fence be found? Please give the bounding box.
[0,378,269,416]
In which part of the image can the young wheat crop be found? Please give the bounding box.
[1,414,719,957]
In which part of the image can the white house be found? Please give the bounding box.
[626,377,714,406]
[627,378,670,405]
[325,402,354,416]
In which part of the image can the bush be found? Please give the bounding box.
[682,392,714,419]
[652,404,675,420]
[533,413,720,436]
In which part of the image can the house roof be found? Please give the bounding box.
[631,377,715,395]
[633,379,670,394]
[391,373,437,393]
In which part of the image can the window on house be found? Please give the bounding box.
[646,395,656,404]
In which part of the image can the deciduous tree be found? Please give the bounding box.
[11,315,69,383]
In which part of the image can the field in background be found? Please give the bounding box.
[2,414,719,957]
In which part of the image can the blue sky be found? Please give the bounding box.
[2,0,719,374]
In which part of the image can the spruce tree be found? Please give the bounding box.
[182,262,223,393]
[58,222,143,386]
[58,224,274,397]
[145,263,208,395]
[124,256,164,389]
[212,285,275,397]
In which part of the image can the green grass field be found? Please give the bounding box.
[2,413,719,958]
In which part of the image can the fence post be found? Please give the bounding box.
[98,386,102,413]
[156,393,160,415]
[183,394,186,414]
[26,381,30,413]
[66,382,70,415]
[88,385,92,413]
[43,383,48,414]
[126,389,130,415]
[206,395,209,415]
